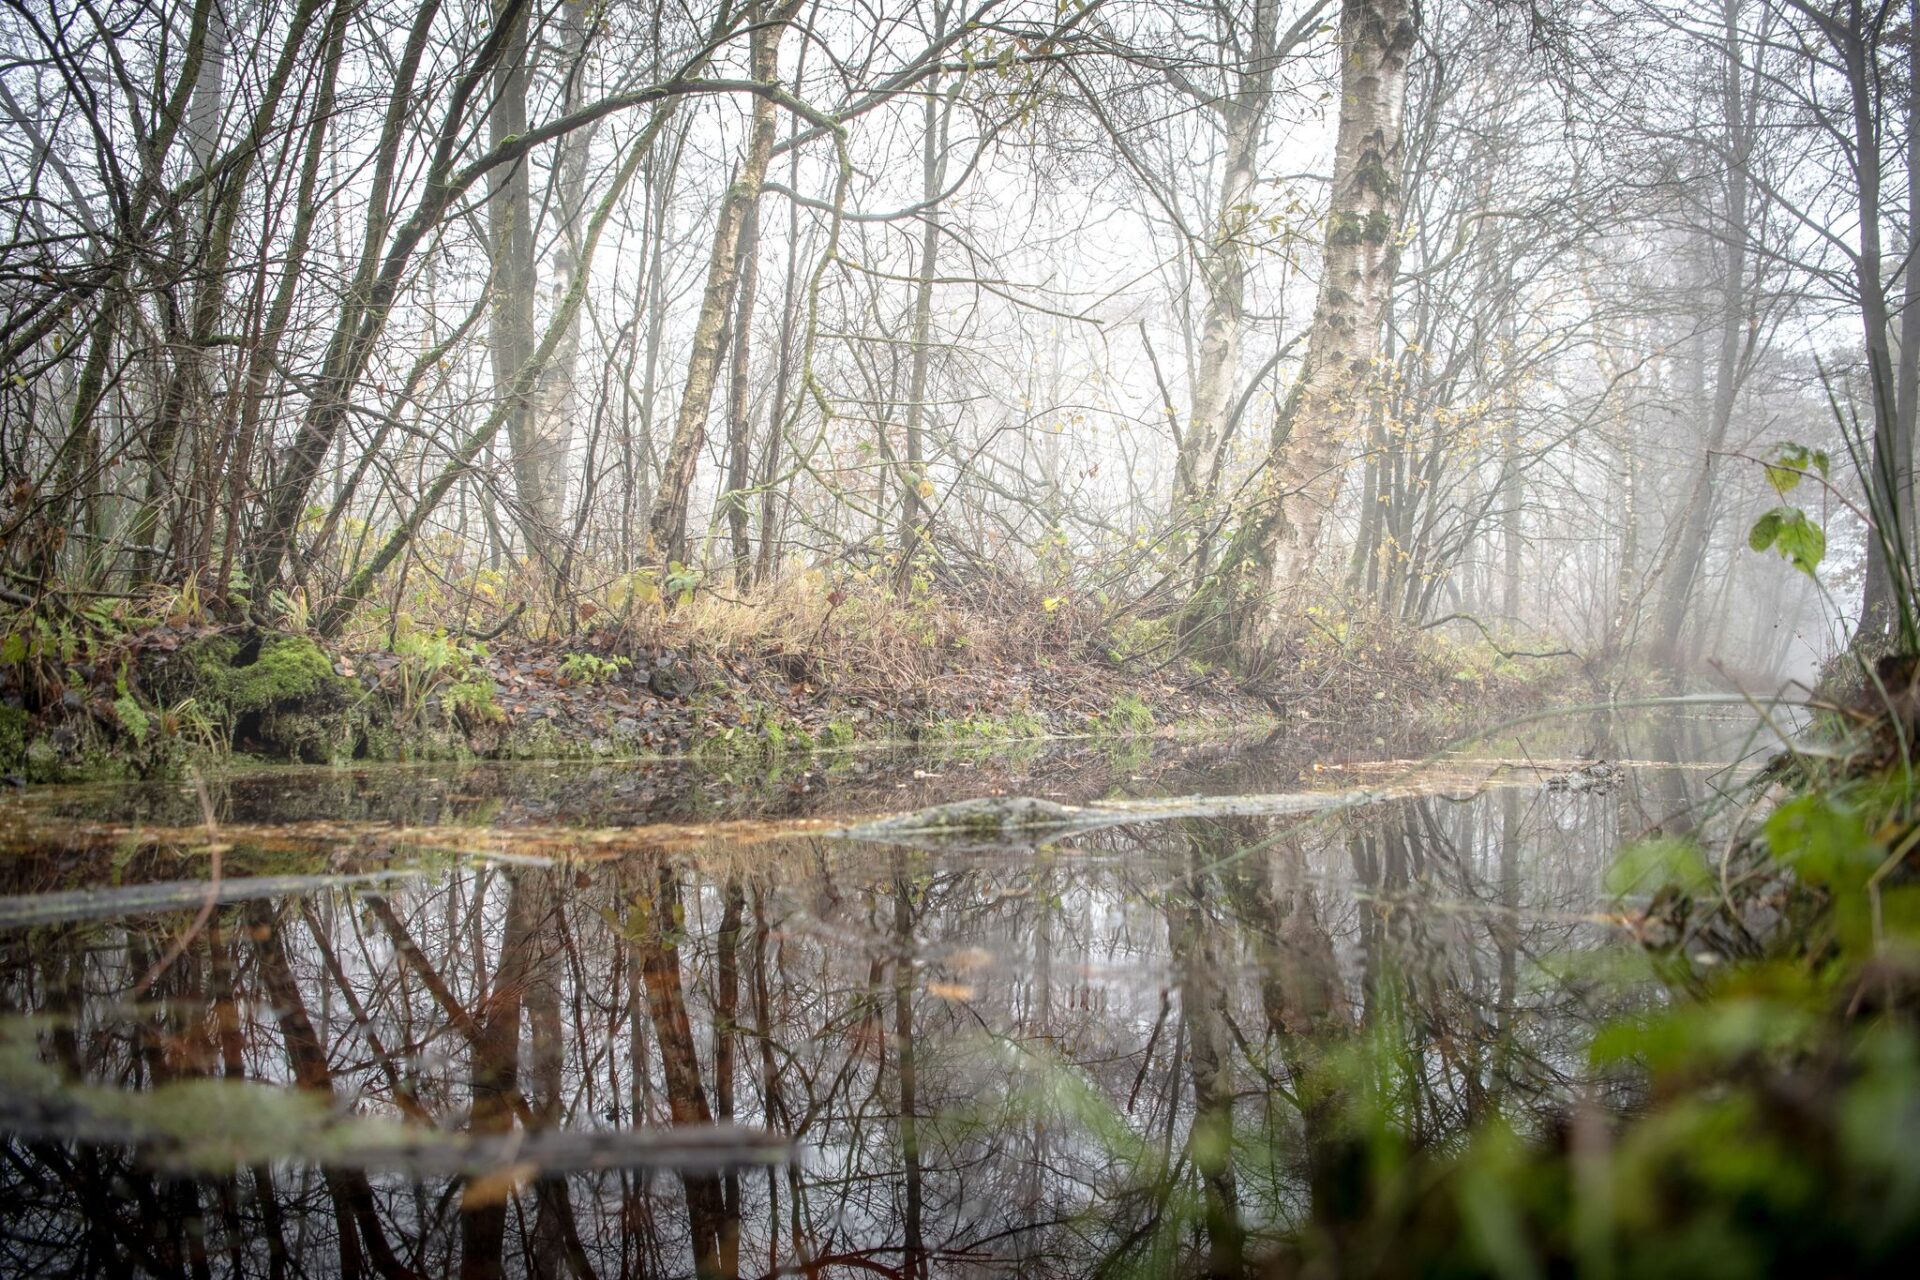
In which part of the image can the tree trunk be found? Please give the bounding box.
[1176,1,1283,584]
[1653,2,1755,665]
[1241,0,1416,638]
[723,200,762,584]
[894,11,950,591]
[126,0,226,585]
[753,116,809,586]
[522,0,597,588]
[1898,0,1920,626]
[647,1,798,568]
[1844,4,1912,644]
[488,0,542,572]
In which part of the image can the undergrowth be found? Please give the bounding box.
[0,564,1549,781]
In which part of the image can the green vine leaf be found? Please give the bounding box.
[1764,443,1830,496]
[1747,504,1825,577]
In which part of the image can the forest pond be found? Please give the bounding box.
[0,710,1777,1277]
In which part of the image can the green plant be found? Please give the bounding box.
[925,709,1049,742]
[693,707,816,761]
[1747,444,1829,578]
[158,697,223,756]
[1104,614,1175,666]
[389,624,489,722]
[558,652,630,685]
[664,561,702,605]
[1096,693,1155,736]
[111,678,150,746]
[443,677,504,723]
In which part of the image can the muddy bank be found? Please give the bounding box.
[0,617,1521,784]
[0,624,1243,782]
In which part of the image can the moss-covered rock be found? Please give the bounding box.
[147,632,368,765]
[497,716,597,761]
[22,736,59,782]
[361,718,476,763]
[7,717,141,784]
[213,636,336,713]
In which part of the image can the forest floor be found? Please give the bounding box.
[0,579,1543,783]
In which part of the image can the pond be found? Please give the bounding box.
[0,708,1777,1277]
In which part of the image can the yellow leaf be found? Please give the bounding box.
[462,1162,537,1209]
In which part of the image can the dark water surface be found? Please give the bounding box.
[0,710,1775,1277]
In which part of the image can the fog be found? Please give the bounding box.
[3,0,1910,684]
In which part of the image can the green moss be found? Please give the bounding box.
[64,747,136,783]
[22,737,58,783]
[360,722,474,763]
[0,706,28,775]
[184,634,366,765]
[1094,693,1155,737]
[212,636,337,713]
[822,719,858,749]
[497,717,596,761]
[692,708,817,761]
[923,710,1049,742]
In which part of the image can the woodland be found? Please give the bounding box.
[4,3,1920,1279]
[0,0,1899,685]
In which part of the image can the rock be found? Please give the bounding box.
[649,665,696,700]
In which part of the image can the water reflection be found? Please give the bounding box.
[0,718,1759,1277]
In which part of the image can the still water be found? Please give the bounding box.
[0,710,1773,1277]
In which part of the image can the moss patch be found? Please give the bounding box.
[0,706,28,776]
[922,709,1050,742]
[209,637,334,712]
[158,633,367,765]
[1093,693,1155,737]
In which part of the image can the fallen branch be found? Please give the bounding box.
[1419,612,1580,661]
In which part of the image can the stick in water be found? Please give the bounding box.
[132,767,227,1000]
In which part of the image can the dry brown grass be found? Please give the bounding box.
[611,569,1083,695]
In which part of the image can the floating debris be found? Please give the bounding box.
[0,870,422,928]
[1545,760,1627,795]
[835,785,1423,848]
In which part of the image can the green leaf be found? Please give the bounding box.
[1747,505,1825,577]
[1607,837,1713,898]
[1764,443,1831,495]
[1764,794,1876,890]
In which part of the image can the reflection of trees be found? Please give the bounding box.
[0,780,1639,1277]
[630,859,735,1279]
[1176,833,1245,1279]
